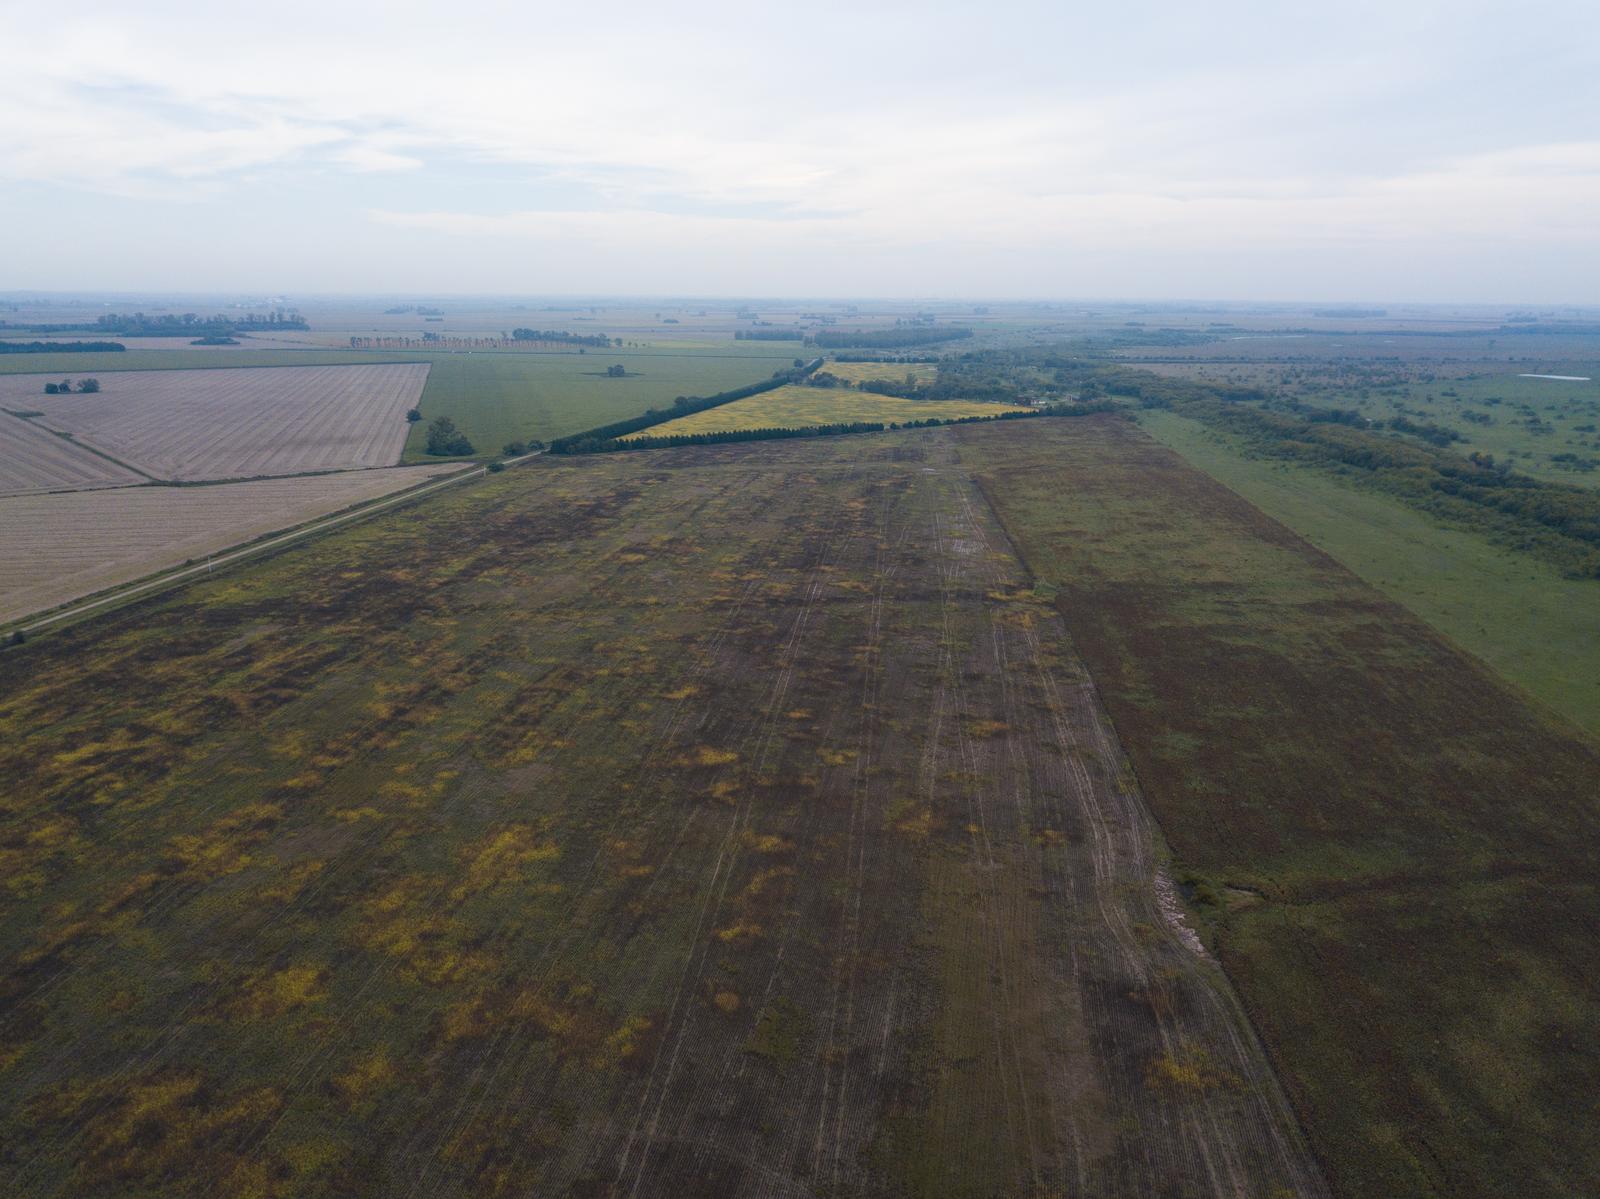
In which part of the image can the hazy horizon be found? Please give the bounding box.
[5,0,1598,302]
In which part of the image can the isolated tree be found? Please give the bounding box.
[44,382,59,394]
[606,364,626,377]
[425,416,475,456]
[77,378,100,393]
[405,407,422,422]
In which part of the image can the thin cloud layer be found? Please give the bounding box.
[3,0,1597,298]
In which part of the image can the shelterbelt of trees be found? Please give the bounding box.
[6,311,308,336]
[547,358,824,452]
[1099,365,1600,578]
[0,340,125,354]
[509,328,616,348]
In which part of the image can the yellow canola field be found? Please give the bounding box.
[822,360,939,384]
[619,384,1028,440]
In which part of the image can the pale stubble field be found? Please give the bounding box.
[0,464,463,624]
[0,364,429,481]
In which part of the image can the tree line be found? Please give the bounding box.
[350,335,512,350]
[10,310,307,336]
[548,359,823,453]
[1124,369,1600,578]
[0,340,125,354]
[510,329,617,348]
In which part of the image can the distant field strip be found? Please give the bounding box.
[0,364,429,480]
[0,465,461,623]
[823,360,938,384]
[0,412,145,496]
[619,384,1027,439]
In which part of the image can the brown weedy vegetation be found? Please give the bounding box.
[0,429,1321,1195]
[963,415,1600,1198]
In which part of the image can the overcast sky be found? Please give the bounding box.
[3,0,1598,302]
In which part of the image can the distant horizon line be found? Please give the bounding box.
[3,290,1598,312]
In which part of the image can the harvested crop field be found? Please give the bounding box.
[0,412,145,496]
[618,383,1028,439]
[0,465,462,624]
[0,364,429,481]
[0,431,1323,1197]
[961,415,1600,1198]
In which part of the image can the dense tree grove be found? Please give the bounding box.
[424,416,475,456]
[510,329,616,348]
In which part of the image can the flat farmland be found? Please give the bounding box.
[823,360,939,385]
[0,432,1323,1197]
[1,365,429,481]
[962,416,1600,1198]
[619,384,1028,439]
[0,465,462,624]
[0,413,145,496]
[0,351,387,376]
[396,350,799,460]
[0,348,800,458]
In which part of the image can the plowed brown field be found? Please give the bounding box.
[0,364,429,481]
[0,465,461,623]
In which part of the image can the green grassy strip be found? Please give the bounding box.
[1137,410,1600,738]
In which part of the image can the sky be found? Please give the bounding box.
[3,0,1598,302]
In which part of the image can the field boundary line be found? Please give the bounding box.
[8,459,517,638]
